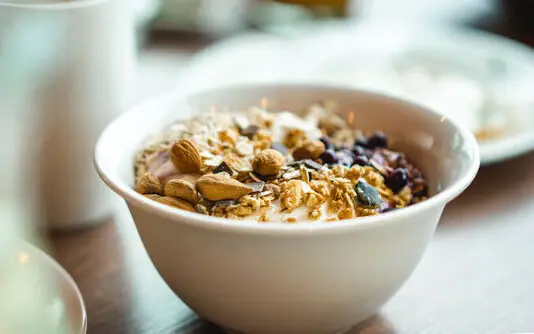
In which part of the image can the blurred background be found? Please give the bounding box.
[1,0,534,333]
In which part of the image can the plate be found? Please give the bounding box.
[1,243,87,334]
[180,19,534,165]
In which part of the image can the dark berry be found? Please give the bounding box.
[336,152,354,167]
[351,145,367,156]
[320,149,338,164]
[367,131,388,148]
[319,137,333,150]
[385,168,408,194]
[353,155,369,166]
[355,137,369,148]
[340,148,356,159]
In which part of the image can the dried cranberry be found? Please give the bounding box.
[353,155,369,166]
[367,131,388,148]
[319,136,333,150]
[320,149,338,164]
[385,168,408,194]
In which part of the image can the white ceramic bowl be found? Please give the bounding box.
[95,84,479,334]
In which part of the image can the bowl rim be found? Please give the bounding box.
[0,0,107,10]
[95,83,480,236]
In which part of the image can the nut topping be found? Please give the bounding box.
[292,140,326,160]
[135,101,428,222]
[196,173,252,201]
[135,173,163,195]
[170,139,202,173]
[252,149,285,176]
[164,179,199,204]
[144,194,195,212]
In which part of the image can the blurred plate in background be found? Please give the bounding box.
[0,238,86,334]
[180,19,534,165]
[21,244,86,334]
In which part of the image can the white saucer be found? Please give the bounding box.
[180,19,534,165]
[6,244,87,334]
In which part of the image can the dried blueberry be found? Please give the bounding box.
[367,131,388,148]
[355,137,369,148]
[337,152,354,167]
[354,181,382,208]
[351,145,367,156]
[341,148,355,159]
[319,136,333,150]
[353,155,369,166]
[385,168,408,194]
[336,149,355,166]
[320,149,339,164]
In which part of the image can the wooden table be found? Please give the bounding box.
[49,9,534,334]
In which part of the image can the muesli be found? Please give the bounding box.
[134,102,428,223]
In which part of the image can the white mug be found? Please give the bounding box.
[0,0,136,229]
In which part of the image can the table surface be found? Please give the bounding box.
[49,9,534,334]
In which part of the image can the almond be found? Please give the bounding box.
[252,149,285,176]
[292,140,325,160]
[135,173,163,195]
[164,179,199,204]
[196,173,252,201]
[144,194,195,212]
[170,139,202,173]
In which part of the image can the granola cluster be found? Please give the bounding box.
[134,102,428,223]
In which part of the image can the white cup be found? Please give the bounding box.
[0,0,136,229]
